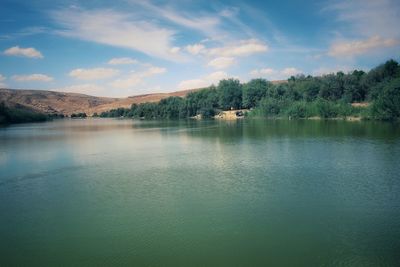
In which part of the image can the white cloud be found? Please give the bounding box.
[0,27,48,40]
[328,36,399,57]
[208,57,235,69]
[208,39,268,57]
[110,66,166,89]
[185,44,206,55]
[178,71,228,90]
[3,46,43,58]
[69,68,119,80]
[184,39,268,69]
[52,9,181,61]
[169,47,181,54]
[281,67,302,77]
[178,79,207,90]
[131,1,221,40]
[108,57,138,65]
[206,71,229,81]
[250,68,275,76]
[12,74,53,82]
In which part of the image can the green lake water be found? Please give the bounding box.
[0,118,399,266]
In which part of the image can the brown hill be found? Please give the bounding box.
[0,88,197,116]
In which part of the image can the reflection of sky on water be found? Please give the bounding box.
[0,119,400,266]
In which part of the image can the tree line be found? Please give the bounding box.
[96,59,399,121]
[0,102,68,125]
[0,102,49,124]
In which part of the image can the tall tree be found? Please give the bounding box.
[218,79,242,110]
[242,79,271,108]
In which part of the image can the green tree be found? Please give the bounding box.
[135,102,158,119]
[218,79,242,110]
[318,73,344,101]
[371,78,400,120]
[258,98,282,116]
[293,77,321,102]
[343,70,366,102]
[185,86,218,116]
[158,97,186,119]
[0,102,48,124]
[242,79,271,108]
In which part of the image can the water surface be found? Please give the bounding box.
[1,119,399,266]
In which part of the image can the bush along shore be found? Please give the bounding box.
[0,102,65,125]
[99,60,400,121]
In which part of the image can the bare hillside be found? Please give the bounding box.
[0,88,196,116]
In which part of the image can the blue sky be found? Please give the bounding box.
[0,0,399,97]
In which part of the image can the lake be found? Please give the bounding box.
[1,119,399,266]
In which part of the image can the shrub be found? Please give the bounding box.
[371,78,400,120]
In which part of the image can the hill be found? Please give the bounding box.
[0,88,197,116]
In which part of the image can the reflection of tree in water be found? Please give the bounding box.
[184,119,400,142]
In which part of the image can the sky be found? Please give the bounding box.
[0,0,399,97]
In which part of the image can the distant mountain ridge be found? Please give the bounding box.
[0,88,197,115]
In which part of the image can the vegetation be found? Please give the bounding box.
[370,78,400,120]
[71,112,87,118]
[0,102,49,124]
[98,60,400,121]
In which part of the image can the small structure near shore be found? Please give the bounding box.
[214,109,248,120]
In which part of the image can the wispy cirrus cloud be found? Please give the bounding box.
[0,26,48,40]
[12,74,53,82]
[50,2,269,72]
[129,0,222,40]
[51,8,181,61]
[325,0,400,57]
[327,0,400,38]
[3,46,43,58]
[69,68,119,80]
[128,0,269,67]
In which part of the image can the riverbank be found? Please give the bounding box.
[211,108,365,122]
[214,109,248,120]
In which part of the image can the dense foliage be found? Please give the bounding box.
[99,60,400,121]
[0,102,48,124]
[71,112,87,118]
